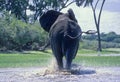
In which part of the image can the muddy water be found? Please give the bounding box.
[0,66,120,82]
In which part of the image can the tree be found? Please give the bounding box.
[0,0,77,23]
[75,0,106,51]
[1,0,94,23]
[0,0,29,23]
[29,0,77,23]
[90,0,106,51]
[0,0,39,23]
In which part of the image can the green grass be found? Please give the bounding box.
[0,48,120,68]
[76,48,120,66]
[78,48,120,55]
[74,56,120,67]
[0,51,52,68]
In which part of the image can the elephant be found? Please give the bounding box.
[39,9,82,71]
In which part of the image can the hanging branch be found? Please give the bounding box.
[94,0,100,10]
[90,2,98,28]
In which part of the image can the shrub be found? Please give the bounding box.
[79,40,98,50]
[0,12,48,51]
[79,40,120,50]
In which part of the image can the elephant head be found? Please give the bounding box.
[39,9,81,71]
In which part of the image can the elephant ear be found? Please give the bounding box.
[67,9,78,23]
[39,10,63,32]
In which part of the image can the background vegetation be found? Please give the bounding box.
[0,11,120,51]
[0,12,48,51]
[81,32,120,50]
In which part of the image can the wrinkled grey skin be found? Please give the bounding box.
[39,9,82,71]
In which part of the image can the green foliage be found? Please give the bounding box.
[82,34,97,40]
[101,32,119,42]
[0,12,48,51]
[79,40,97,50]
[82,32,120,49]
[101,41,120,48]
[80,39,120,50]
[82,32,120,43]
[113,38,120,43]
[1,0,94,22]
[75,0,93,7]
[0,0,75,22]
[0,0,29,22]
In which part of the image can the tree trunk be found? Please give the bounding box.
[90,0,105,52]
[97,27,102,51]
[97,0,105,52]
